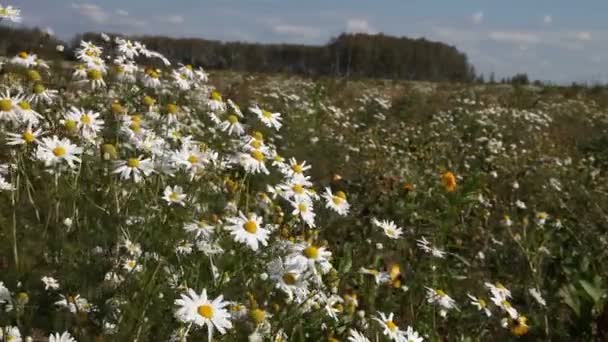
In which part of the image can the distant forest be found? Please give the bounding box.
[0,25,477,82]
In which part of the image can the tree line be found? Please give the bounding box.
[1,25,478,82]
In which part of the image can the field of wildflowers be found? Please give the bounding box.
[1,5,608,342]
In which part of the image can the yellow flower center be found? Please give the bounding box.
[250,308,266,324]
[19,51,29,58]
[197,304,214,319]
[386,320,398,331]
[33,83,45,94]
[251,140,262,149]
[436,289,447,297]
[130,122,141,132]
[81,114,92,125]
[253,131,264,141]
[169,192,180,201]
[478,298,487,307]
[185,64,193,70]
[166,103,179,114]
[292,163,303,174]
[23,130,35,143]
[227,115,239,124]
[262,110,273,118]
[303,246,319,259]
[52,146,66,157]
[127,158,140,168]
[251,150,265,162]
[27,69,41,81]
[87,69,103,81]
[188,155,199,164]
[243,220,258,234]
[0,99,13,111]
[298,203,308,213]
[332,196,344,205]
[282,272,297,285]
[143,96,156,106]
[64,119,77,132]
[211,91,222,101]
[18,101,31,110]
[292,184,304,194]
[111,103,125,115]
[146,69,160,78]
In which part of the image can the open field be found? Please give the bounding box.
[0,39,608,341]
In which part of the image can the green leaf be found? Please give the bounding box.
[559,285,581,317]
[579,279,604,303]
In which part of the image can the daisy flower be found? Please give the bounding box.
[426,287,457,317]
[0,4,21,22]
[29,83,58,104]
[184,219,215,240]
[405,326,424,342]
[238,149,270,175]
[10,51,35,67]
[0,90,17,121]
[218,114,245,136]
[359,267,391,285]
[142,68,162,88]
[373,312,406,341]
[348,329,370,342]
[225,212,270,251]
[467,294,491,317]
[4,326,21,342]
[287,242,333,277]
[49,331,76,342]
[64,107,104,141]
[36,136,83,168]
[250,105,282,130]
[112,156,154,183]
[6,125,43,146]
[174,288,233,341]
[163,185,187,206]
[267,258,309,302]
[290,198,316,227]
[207,91,226,112]
[42,276,60,291]
[14,98,42,125]
[416,236,446,258]
[322,188,350,216]
[372,218,403,239]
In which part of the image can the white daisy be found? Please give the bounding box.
[42,276,60,291]
[225,212,270,251]
[163,185,187,206]
[372,218,403,239]
[36,136,83,168]
[404,326,424,342]
[4,326,22,342]
[112,156,154,183]
[267,258,309,302]
[6,125,43,146]
[287,242,333,278]
[373,312,406,341]
[174,288,233,341]
[218,114,245,136]
[467,294,491,317]
[347,329,370,342]
[49,331,76,342]
[238,149,270,175]
[64,107,104,141]
[290,198,316,228]
[322,188,350,216]
[250,105,282,130]
[426,287,457,317]
[0,4,21,22]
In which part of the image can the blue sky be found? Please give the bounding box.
[8,0,608,83]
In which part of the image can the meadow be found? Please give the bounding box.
[0,34,607,342]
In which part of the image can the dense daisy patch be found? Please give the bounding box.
[1,4,608,342]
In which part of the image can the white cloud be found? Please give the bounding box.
[346,19,376,34]
[116,9,129,16]
[472,11,484,24]
[575,31,592,41]
[160,15,185,24]
[272,24,321,39]
[71,3,108,23]
[543,15,552,25]
[488,31,540,44]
